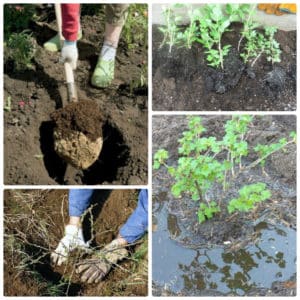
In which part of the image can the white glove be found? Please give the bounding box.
[60,40,78,70]
[51,224,89,266]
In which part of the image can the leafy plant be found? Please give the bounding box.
[228,183,271,213]
[4,4,37,40]
[264,26,281,64]
[198,201,220,223]
[122,4,148,50]
[154,116,296,224]
[6,31,36,71]
[159,5,182,53]
[197,4,232,69]
[176,5,200,49]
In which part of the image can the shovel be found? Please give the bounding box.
[52,4,103,183]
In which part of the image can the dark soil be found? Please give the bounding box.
[152,23,296,111]
[4,189,148,296]
[4,5,148,185]
[152,115,296,296]
[51,100,103,141]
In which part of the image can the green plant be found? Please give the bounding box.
[176,5,200,49]
[159,5,182,53]
[6,31,36,71]
[4,96,12,112]
[196,4,232,69]
[4,4,37,40]
[264,26,281,64]
[154,116,295,224]
[122,4,148,50]
[227,183,271,213]
[240,24,281,67]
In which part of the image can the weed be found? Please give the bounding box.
[122,4,148,50]
[4,96,12,112]
[6,31,36,71]
[4,4,37,40]
[154,116,295,224]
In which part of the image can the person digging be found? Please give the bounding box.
[51,189,148,283]
[44,4,129,88]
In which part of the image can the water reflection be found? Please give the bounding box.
[153,203,296,296]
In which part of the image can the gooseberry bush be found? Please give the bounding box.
[159,4,281,69]
[153,116,296,224]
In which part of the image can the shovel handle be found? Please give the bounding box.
[65,62,78,102]
[55,4,78,103]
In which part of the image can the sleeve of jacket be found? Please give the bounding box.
[61,4,80,41]
[119,189,148,243]
[69,189,93,217]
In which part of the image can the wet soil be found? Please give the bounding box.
[4,5,148,185]
[152,115,296,296]
[4,189,148,296]
[152,24,296,111]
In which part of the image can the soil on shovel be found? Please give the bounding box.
[4,189,148,297]
[4,5,148,185]
[152,23,296,111]
[152,115,296,296]
[51,100,104,141]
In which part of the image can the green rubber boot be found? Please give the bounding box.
[43,33,61,52]
[91,58,115,88]
[44,31,82,52]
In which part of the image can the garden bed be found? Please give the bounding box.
[4,189,148,296]
[152,23,296,111]
[4,5,148,185]
[152,115,296,296]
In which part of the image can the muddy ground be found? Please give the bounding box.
[152,24,296,111]
[4,5,148,185]
[4,189,148,296]
[152,115,296,296]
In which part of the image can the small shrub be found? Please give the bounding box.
[154,116,296,224]
[6,32,36,71]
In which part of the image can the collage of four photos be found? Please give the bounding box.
[2,2,297,298]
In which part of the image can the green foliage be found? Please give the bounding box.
[228,183,271,213]
[254,137,289,167]
[153,116,296,224]
[239,4,281,67]
[122,4,148,50]
[159,3,282,69]
[153,149,169,169]
[6,32,36,71]
[176,5,200,49]
[198,201,220,223]
[4,4,37,40]
[4,96,12,112]
[197,4,232,69]
[159,6,182,53]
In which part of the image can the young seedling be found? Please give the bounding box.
[176,5,200,49]
[154,116,296,224]
[264,26,281,64]
[159,5,181,53]
[197,4,232,69]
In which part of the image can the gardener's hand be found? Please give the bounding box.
[51,224,89,266]
[76,238,128,283]
[60,40,78,70]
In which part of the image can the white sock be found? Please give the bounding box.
[100,43,117,61]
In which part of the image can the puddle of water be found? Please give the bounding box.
[153,202,296,296]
